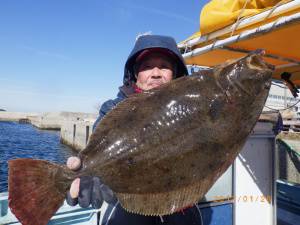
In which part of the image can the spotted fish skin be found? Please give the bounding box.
[77,52,273,212]
[8,52,274,224]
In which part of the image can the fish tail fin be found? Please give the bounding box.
[8,158,76,225]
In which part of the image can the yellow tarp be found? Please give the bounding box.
[180,0,300,85]
[200,0,288,35]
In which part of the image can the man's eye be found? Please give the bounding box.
[140,64,152,70]
[160,64,172,70]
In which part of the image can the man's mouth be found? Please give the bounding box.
[149,81,163,86]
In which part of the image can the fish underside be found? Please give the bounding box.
[8,51,273,225]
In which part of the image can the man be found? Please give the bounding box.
[66,34,203,225]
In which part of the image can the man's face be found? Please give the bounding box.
[135,52,174,90]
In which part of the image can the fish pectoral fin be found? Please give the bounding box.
[8,159,73,225]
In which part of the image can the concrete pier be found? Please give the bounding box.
[0,111,97,130]
[0,110,97,151]
[0,112,38,122]
[60,119,96,151]
[29,112,97,130]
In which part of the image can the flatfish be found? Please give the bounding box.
[8,51,274,225]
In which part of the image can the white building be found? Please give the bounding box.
[265,82,300,119]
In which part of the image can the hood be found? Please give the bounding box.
[124,35,188,85]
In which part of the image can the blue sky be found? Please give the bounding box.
[0,0,208,113]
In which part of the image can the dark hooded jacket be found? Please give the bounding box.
[93,34,188,130]
[93,35,203,225]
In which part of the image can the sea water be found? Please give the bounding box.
[0,121,74,192]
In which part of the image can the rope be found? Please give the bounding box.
[159,215,164,223]
[264,0,290,20]
[194,204,204,225]
[231,0,252,36]
[264,79,300,112]
[271,81,287,89]
[264,98,300,112]
[231,0,290,36]
[104,201,120,225]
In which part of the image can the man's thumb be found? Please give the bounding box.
[67,156,81,171]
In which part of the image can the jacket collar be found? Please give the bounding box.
[119,84,136,97]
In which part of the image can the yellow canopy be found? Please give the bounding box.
[180,0,300,85]
[200,0,290,35]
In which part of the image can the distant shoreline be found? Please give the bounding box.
[0,111,38,122]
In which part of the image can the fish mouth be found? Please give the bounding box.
[247,50,275,72]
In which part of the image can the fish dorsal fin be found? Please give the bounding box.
[115,177,214,216]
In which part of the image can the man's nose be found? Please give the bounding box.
[151,67,162,78]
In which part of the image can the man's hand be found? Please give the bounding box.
[65,156,117,208]
[66,157,81,199]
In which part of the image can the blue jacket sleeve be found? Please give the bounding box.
[92,93,126,131]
